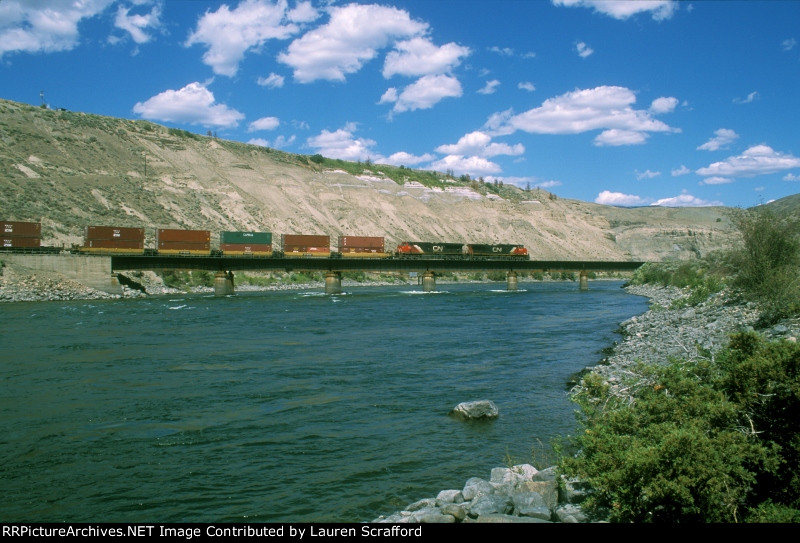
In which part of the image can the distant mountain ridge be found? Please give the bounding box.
[0,98,765,262]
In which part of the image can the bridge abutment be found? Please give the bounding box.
[507,271,518,291]
[579,270,589,291]
[421,270,436,292]
[214,271,235,296]
[325,271,342,294]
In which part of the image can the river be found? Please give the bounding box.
[0,280,648,522]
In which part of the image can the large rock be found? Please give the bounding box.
[449,400,499,421]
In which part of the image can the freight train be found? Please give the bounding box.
[1,220,530,261]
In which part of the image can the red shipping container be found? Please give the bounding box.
[338,236,384,250]
[84,240,144,250]
[219,243,272,255]
[2,221,41,237]
[157,229,211,243]
[158,241,211,250]
[2,237,40,248]
[281,235,330,252]
[85,226,144,241]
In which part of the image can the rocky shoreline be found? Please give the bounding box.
[370,283,800,523]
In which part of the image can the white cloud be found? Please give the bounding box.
[185,0,300,77]
[595,129,649,146]
[671,165,691,176]
[132,81,244,128]
[651,191,724,207]
[700,176,733,185]
[248,134,295,148]
[113,3,162,45]
[518,82,536,92]
[279,3,427,83]
[595,191,650,206]
[494,86,679,146]
[553,0,678,21]
[635,169,661,180]
[733,91,758,104]
[783,38,797,51]
[784,173,800,182]
[697,145,800,178]
[435,131,524,158]
[287,1,319,24]
[248,116,280,132]
[257,73,285,88]
[306,124,381,162]
[575,41,593,58]
[649,96,678,114]
[478,80,501,95]
[382,151,436,166]
[493,176,562,190]
[382,37,470,78]
[0,0,114,58]
[489,46,514,56]
[382,74,462,113]
[248,138,270,147]
[429,154,502,176]
[697,128,739,151]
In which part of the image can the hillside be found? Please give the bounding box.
[0,98,739,261]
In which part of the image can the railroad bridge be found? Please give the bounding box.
[109,254,646,295]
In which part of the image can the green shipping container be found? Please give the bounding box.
[219,231,272,245]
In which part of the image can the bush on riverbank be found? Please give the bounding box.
[561,331,800,522]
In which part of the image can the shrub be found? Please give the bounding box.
[561,332,800,522]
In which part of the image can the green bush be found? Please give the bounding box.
[561,332,800,522]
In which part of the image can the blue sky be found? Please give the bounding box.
[2,0,799,208]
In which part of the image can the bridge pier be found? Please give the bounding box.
[325,271,342,295]
[579,270,589,291]
[507,271,518,291]
[214,271,235,296]
[421,270,436,292]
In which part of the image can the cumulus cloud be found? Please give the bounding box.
[595,191,650,206]
[306,123,381,162]
[700,176,733,185]
[113,2,162,45]
[783,38,797,51]
[492,86,679,146]
[132,81,244,128]
[649,96,678,114]
[784,173,800,181]
[429,154,502,177]
[635,169,661,180]
[478,80,501,95]
[185,0,302,77]
[671,165,691,176]
[553,0,678,21]
[435,131,524,158]
[518,82,536,92]
[382,37,470,78]
[697,128,739,151]
[257,73,285,88]
[248,116,280,132]
[279,3,427,83]
[696,145,800,178]
[381,74,462,113]
[0,0,113,58]
[382,151,436,167]
[651,191,724,207]
[575,41,593,58]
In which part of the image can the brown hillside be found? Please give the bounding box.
[0,98,738,261]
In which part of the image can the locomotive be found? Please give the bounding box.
[2,220,530,261]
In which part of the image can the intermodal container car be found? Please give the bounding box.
[85,226,145,241]
[281,234,330,257]
[219,231,273,245]
[2,221,41,238]
[395,241,465,258]
[337,236,388,257]
[2,237,40,248]
[219,243,273,257]
[157,228,211,243]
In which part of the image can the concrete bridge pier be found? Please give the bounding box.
[579,270,589,291]
[421,270,436,292]
[506,271,518,291]
[325,271,342,295]
[214,271,235,296]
